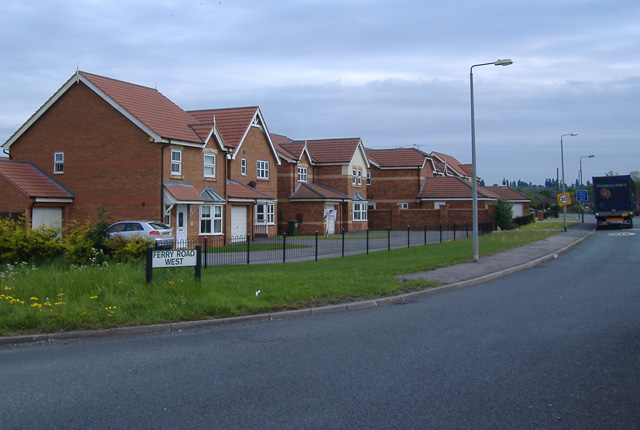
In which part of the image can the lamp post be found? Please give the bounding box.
[579,154,595,223]
[560,132,578,232]
[470,58,513,262]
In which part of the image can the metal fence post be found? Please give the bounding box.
[387,227,391,251]
[341,229,345,258]
[315,231,318,262]
[203,237,208,269]
[246,234,250,265]
[195,245,201,281]
[407,226,410,248]
[453,223,456,240]
[366,228,369,254]
[424,225,427,245]
[283,232,287,263]
[439,224,443,243]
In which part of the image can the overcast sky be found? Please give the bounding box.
[1,0,638,185]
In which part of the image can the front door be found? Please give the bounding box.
[325,204,336,235]
[176,204,188,247]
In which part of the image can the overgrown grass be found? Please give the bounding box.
[0,229,557,336]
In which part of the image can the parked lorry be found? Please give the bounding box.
[592,175,635,229]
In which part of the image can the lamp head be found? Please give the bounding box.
[494,59,513,66]
[570,132,578,136]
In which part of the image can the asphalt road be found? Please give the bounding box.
[2,228,639,429]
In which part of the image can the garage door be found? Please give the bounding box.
[32,207,62,231]
[230,206,247,241]
[512,203,524,218]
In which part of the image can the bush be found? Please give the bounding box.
[0,217,64,263]
[494,198,514,230]
[104,235,154,262]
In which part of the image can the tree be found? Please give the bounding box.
[493,198,514,230]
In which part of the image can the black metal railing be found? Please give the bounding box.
[171,221,494,267]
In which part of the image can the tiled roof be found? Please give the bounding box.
[270,134,293,145]
[304,138,362,164]
[0,159,73,199]
[365,148,427,168]
[163,182,205,203]
[189,107,258,151]
[418,177,496,199]
[276,142,306,161]
[289,182,350,200]
[227,180,276,200]
[484,186,531,201]
[80,72,201,144]
[431,151,469,178]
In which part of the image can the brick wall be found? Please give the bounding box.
[369,204,494,230]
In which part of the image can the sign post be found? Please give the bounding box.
[146,245,201,283]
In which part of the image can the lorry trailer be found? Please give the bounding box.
[592,175,635,229]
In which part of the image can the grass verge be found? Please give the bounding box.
[0,229,558,336]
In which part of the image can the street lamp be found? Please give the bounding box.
[560,132,578,232]
[579,154,595,223]
[470,58,513,262]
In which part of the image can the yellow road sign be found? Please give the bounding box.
[557,193,571,206]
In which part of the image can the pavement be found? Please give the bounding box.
[0,221,596,347]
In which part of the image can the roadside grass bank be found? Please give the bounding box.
[0,229,558,336]
[519,219,579,231]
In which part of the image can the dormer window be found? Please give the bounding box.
[297,166,308,182]
[204,153,216,178]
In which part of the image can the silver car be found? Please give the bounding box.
[106,221,174,249]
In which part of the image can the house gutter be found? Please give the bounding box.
[160,141,171,221]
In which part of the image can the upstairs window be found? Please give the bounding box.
[366,171,371,185]
[352,168,357,185]
[204,153,216,178]
[171,149,182,176]
[297,166,308,182]
[257,160,269,179]
[241,158,247,176]
[53,152,64,174]
[357,169,363,186]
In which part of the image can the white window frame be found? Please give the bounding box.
[200,205,223,235]
[256,202,275,225]
[53,152,64,174]
[353,202,368,221]
[203,153,216,178]
[171,149,182,176]
[241,158,247,176]
[398,202,409,210]
[357,169,363,186]
[352,168,357,185]
[297,166,308,182]
[257,160,269,179]
[366,171,371,185]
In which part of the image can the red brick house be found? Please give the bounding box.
[484,186,531,217]
[189,107,280,238]
[365,147,436,210]
[273,136,369,234]
[1,71,279,243]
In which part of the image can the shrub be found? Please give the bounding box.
[104,236,153,262]
[0,217,64,263]
[494,198,514,230]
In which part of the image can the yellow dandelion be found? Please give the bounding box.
[30,297,38,301]
[89,296,98,300]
